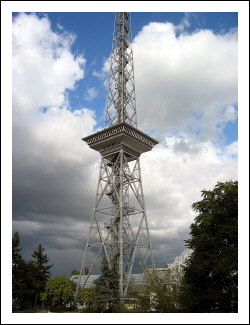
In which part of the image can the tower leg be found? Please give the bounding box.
[119,149,124,301]
[77,151,155,301]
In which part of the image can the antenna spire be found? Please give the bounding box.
[105,12,137,128]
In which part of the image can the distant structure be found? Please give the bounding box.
[169,248,192,276]
[71,249,192,289]
[76,12,158,302]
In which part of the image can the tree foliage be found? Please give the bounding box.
[179,181,238,312]
[93,258,119,312]
[131,267,180,312]
[71,267,89,276]
[12,233,37,310]
[12,233,53,311]
[40,276,75,310]
[12,232,27,310]
[76,288,95,311]
[31,244,53,308]
[71,269,80,276]
[12,232,22,264]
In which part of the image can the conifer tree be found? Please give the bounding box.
[12,232,26,310]
[93,258,119,312]
[31,244,53,308]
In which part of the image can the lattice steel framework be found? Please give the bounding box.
[105,12,137,128]
[76,12,158,301]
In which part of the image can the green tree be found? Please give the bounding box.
[71,269,80,276]
[93,258,119,312]
[179,181,238,312]
[70,267,89,276]
[76,288,95,311]
[41,276,75,311]
[12,232,22,264]
[12,233,54,311]
[31,244,53,309]
[20,261,39,310]
[131,267,180,312]
[83,267,89,275]
[12,233,37,310]
[12,232,26,310]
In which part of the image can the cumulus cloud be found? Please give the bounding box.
[141,138,237,264]
[12,13,100,271]
[12,13,85,113]
[133,21,238,141]
[92,57,110,81]
[84,87,98,101]
[12,13,238,275]
[57,23,64,30]
[175,12,192,33]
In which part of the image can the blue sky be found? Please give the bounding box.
[12,11,238,143]
[59,11,238,145]
[11,10,238,278]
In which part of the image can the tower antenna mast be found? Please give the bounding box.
[77,12,158,302]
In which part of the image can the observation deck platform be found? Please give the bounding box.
[82,122,158,162]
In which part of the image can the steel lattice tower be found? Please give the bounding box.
[77,12,158,300]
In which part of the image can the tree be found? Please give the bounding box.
[12,233,54,311]
[31,244,53,309]
[41,276,75,311]
[179,181,238,312]
[131,267,180,312]
[13,232,39,310]
[12,235,34,310]
[12,232,22,265]
[12,232,26,310]
[71,269,80,276]
[20,261,40,310]
[83,267,89,275]
[71,266,90,277]
[76,288,95,311]
[93,258,119,312]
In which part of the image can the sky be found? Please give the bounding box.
[2,1,249,324]
[11,9,239,277]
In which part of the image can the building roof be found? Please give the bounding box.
[70,273,144,288]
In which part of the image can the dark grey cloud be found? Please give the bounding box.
[12,13,238,278]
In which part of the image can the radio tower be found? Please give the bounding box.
[77,12,158,301]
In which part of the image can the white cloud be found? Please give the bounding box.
[57,23,64,30]
[133,22,238,141]
[12,13,98,226]
[175,12,192,33]
[92,57,110,81]
[12,13,238,273]
[84,87,98,101]
[141,137,237,263]
[12,13,85,113]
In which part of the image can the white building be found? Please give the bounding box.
[70,249,192,289]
